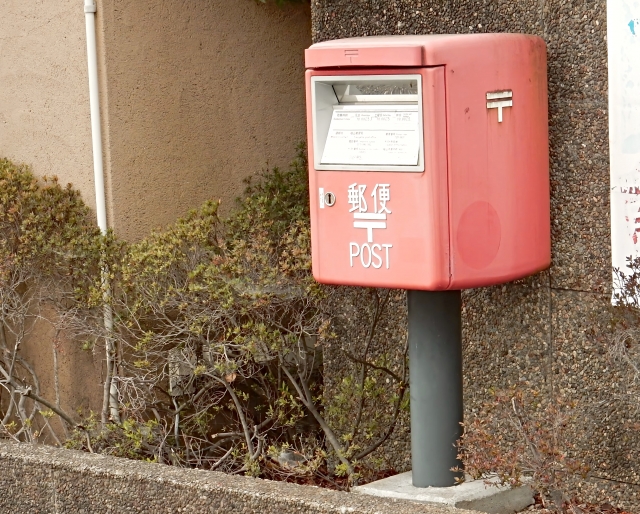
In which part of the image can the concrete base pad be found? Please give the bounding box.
[353,472,534,514]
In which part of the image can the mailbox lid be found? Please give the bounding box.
[306,42,424,68]
[305,34,541,69]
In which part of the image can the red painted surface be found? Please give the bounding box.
[305,34,550,290]
[305,43,424,68]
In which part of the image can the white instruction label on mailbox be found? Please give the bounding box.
[321,109,420,166]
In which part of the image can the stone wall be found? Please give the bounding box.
[311,0,640,509]
[0,441,474,514]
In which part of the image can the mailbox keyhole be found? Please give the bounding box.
[324,192,336,207]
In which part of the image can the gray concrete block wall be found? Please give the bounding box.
[0,441,478,514]
[310,0,640,509]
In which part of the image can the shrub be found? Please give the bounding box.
[59,145,407,485]
[0,159,110,443]
[457,387,589,510]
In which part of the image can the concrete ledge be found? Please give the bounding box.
[0,441,482,514]
[353,472,534,514]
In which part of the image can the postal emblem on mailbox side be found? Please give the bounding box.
[486,90,513,123]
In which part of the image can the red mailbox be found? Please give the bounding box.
[305,34,550,290]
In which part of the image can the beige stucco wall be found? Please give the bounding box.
[1,1,311,239]
[0,0,96,206]
[98,0,312,240]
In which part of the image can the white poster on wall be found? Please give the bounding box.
[608,1,640,296]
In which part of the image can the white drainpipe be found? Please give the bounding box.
[84,0,108,233]
[84,0,120,424]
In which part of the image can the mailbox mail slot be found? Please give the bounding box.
[305,34,550,290]
[312,75,425,171]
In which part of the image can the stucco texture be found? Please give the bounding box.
[311,0,639,510]
[1,1,311,240]
[0,0,96,204]
[97,0,312,240]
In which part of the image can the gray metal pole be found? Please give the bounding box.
[408,289,464,488]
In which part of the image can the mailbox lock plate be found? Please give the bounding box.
[324,191,336,207]
[319,188,336,208]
